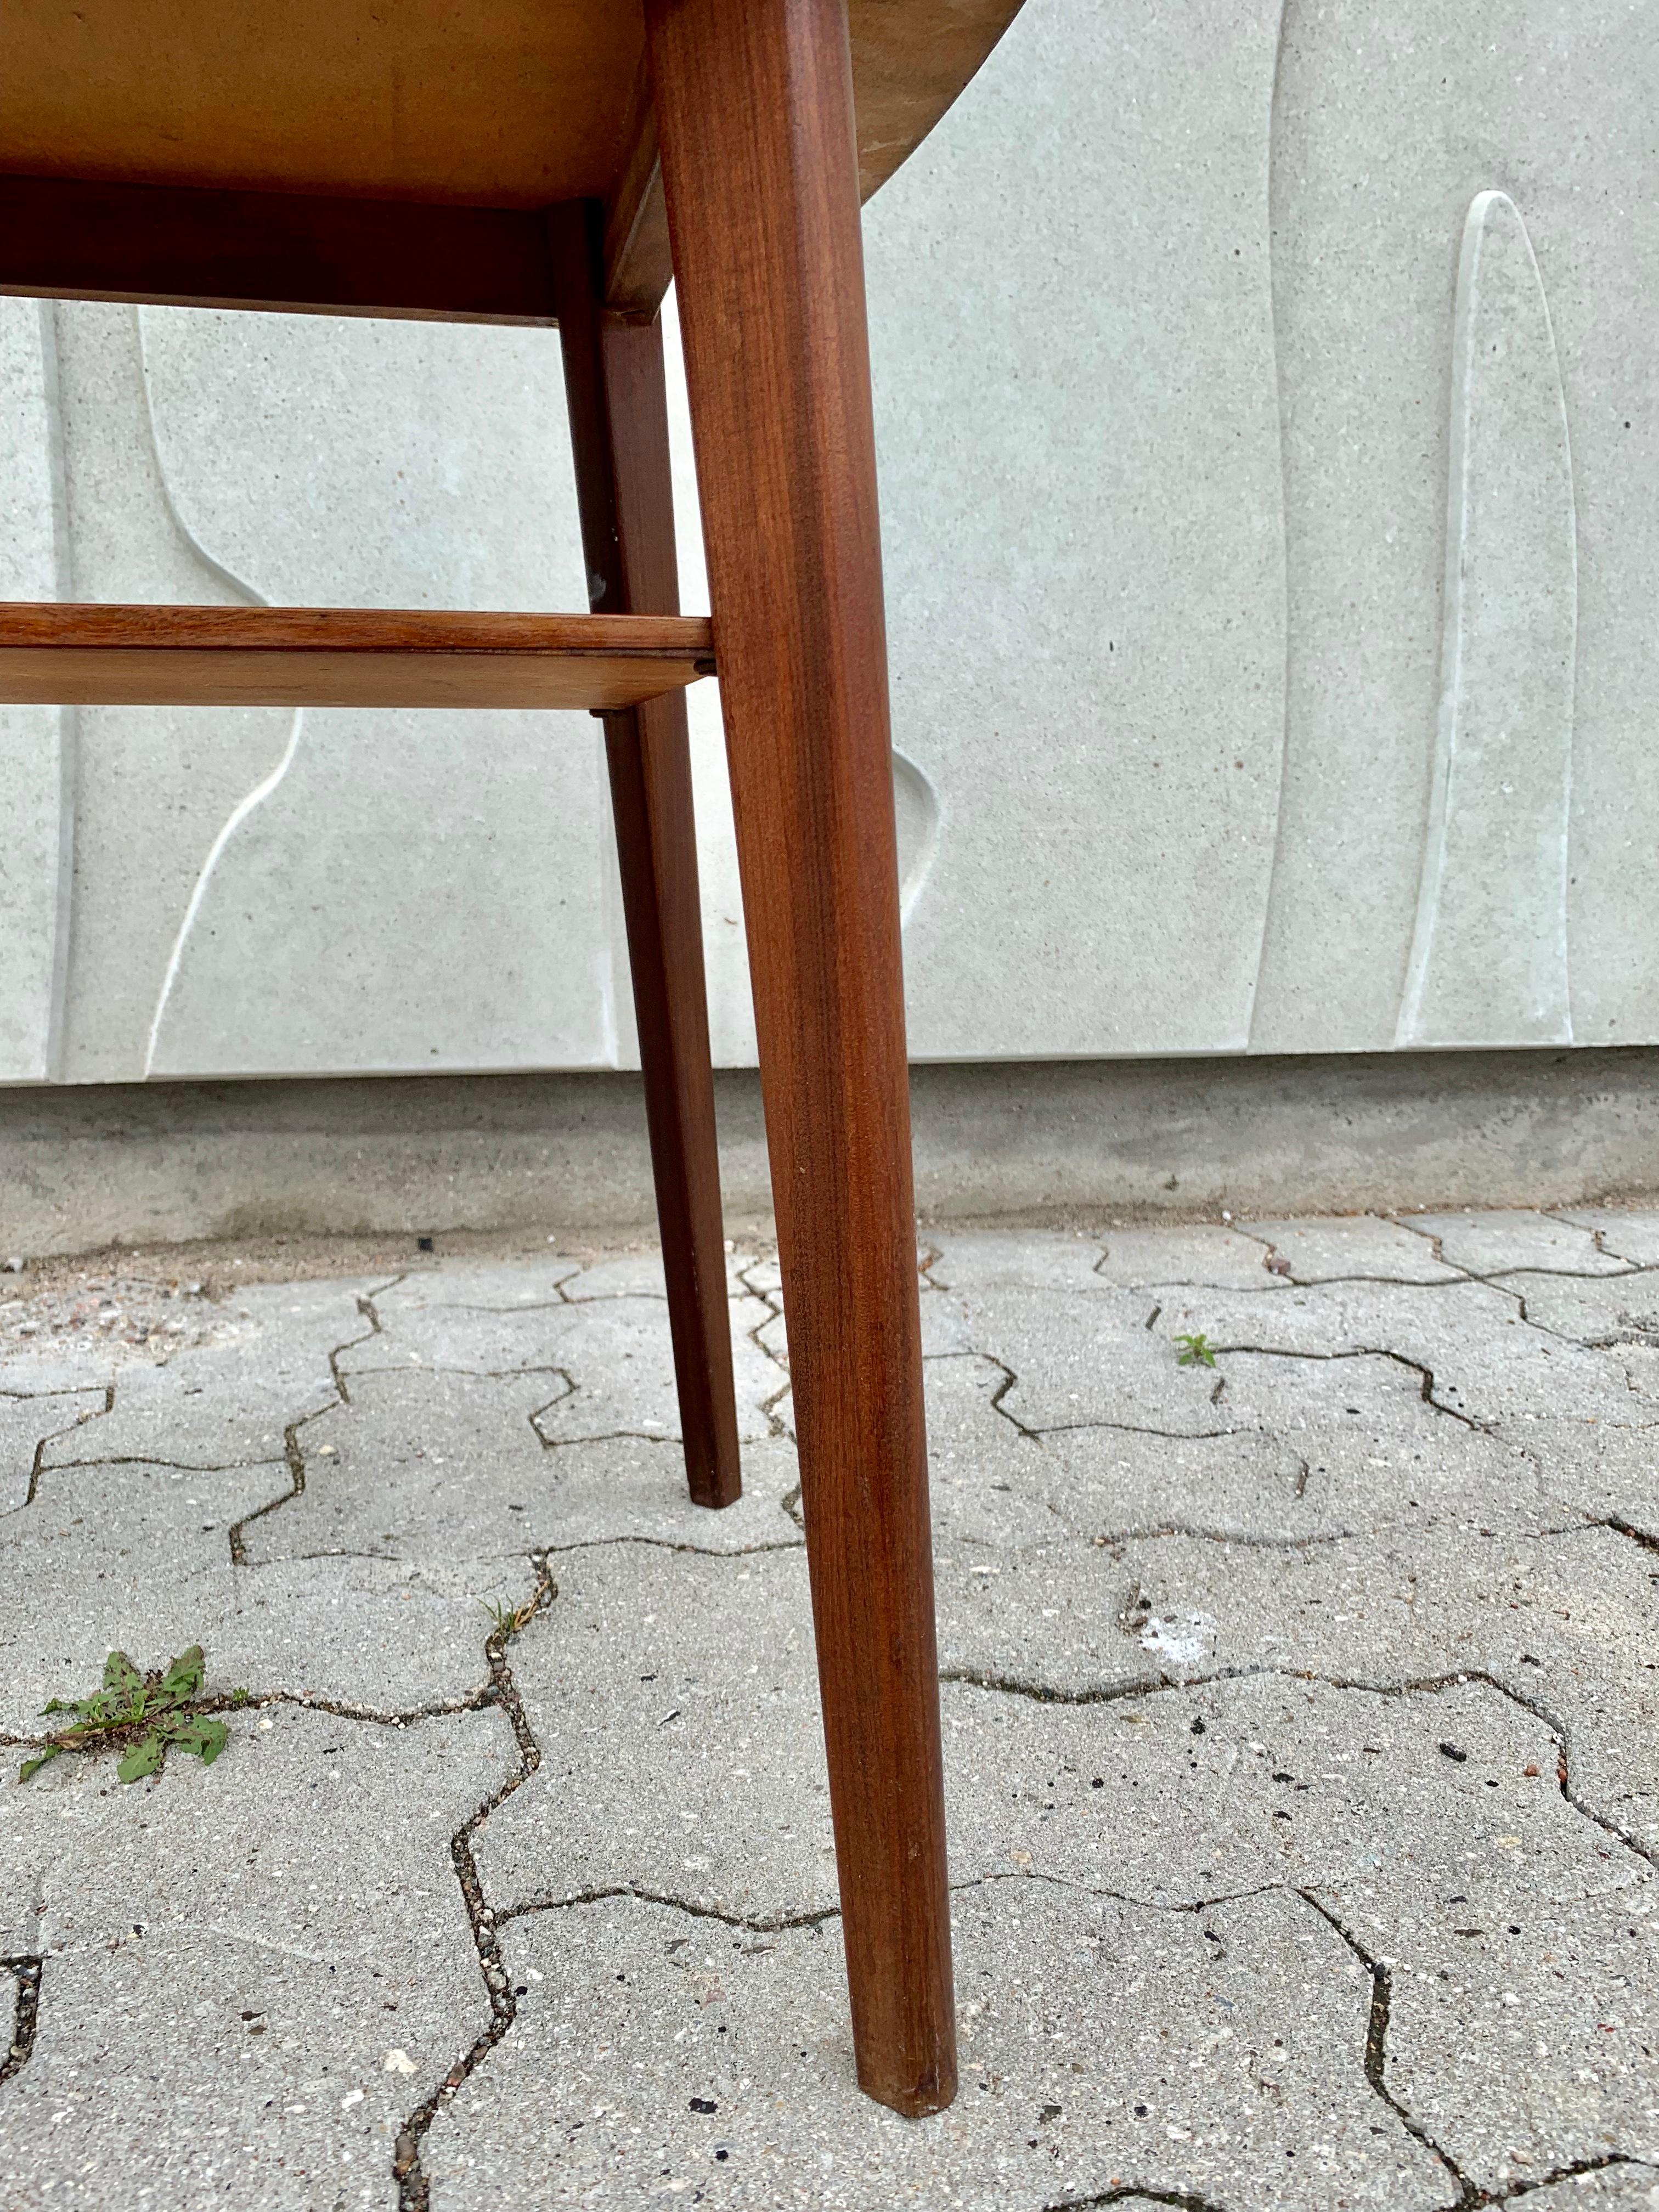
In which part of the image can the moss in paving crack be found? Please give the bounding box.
[17,1645,245,1785]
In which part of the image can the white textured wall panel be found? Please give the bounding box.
[2,0,1656,1079]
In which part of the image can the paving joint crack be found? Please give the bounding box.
[496,1883,843,1935]
[328,1277,403,1406]
[1295,1888,1476,2206]
[227,1278,403,1566]
[393,1550,556,2212]
[0,1955,42,2086]
[943,1663,1656,1870]
[22,1384,115,1504]
[1213,1344,1483,1428]
[1038,2180,1229,2210]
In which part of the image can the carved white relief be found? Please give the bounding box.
[1398,193,1576,1049]
[0,300,74,1081]
[6,0,1659,1080]
[865,0,1288,1061]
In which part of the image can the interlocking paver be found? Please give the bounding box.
[37,1278,379,1471]
[349,1277,783,1442]
[424,1884,1445,2210]
[0,1385,110,1510]
[1155,1276,1628,1424]
[3,1209,1657,2209]
[0,1701,516,2210]
[1410,1212,1634,1278]
[1242,1215,1466,1284]
[1555,1211,1659,1269]
[1519,1417,1659,1536]
[471,1543,837,1922]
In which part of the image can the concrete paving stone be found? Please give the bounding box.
[0,1347,115,1397]
[519,1294,782,1446]
[915,1280,1234,1435]
[1557,1212,1659,1271]
[243,1369,803,1576]
[1108,1525,1659,1854]
[941,1674,1632,1916]
[1505,1270,1659,1350]
[1105,1351,1544,1532]
[41,1278,381,1471]
[1240,1216,1466,1284]
[929,1336,1543,1551]
[935,1534,1143,1693]
[922,1354,1092,1551]
[5,1221,1658,2205]
[471,1544,838,1925]
[1042,1415,1412,1541]
[0,1701,515,2210]
[926,1230,1119,1296]
[1382,1883,1658,2190]
[736,1254,783,1299]
[529,1433,805,1556]
[0,1456,283,1733]
[0,1386,109,1511]
[371,1256,580,1314]
[242,1367,567,1568]
[1410,1211,1634,1278]
[349,1282,784,1446]
[560,1248,763,1302]
[1156,1276,1626,1425]
[424,1883,1443,2210]
[1,1451,533,1726]
[473,1533,1633,1938]
[1517,1419,1659,1536]
[1519,2165,1659,2206]
[924,1351,1519,1552]
[1091,1223,1282,1290]
[223,1558,527,1713]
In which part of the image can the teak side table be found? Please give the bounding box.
[0,0,1024,2119]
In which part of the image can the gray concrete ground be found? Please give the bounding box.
[0,1209,1655,2210]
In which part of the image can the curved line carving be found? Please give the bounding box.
[1244,0,1294,1047]
[38,302,76,1080]
[1396,190,1577,1047]
[133,307,304,1075]
[893,748,941,924]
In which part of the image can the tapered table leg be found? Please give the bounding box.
[550,203,741,1511]
[645,0,956,2117]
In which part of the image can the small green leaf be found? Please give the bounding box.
[40,1696,74,1716]
[19,1745,60,1784]
[160,1714,228,1765]
[156,1645,206,1708]
[103,1651,144,1700]
[116,1733,165,1785]
[1174,1331,1217,1369]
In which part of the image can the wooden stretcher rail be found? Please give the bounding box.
[0,602,715,710]
[0,174,561,324]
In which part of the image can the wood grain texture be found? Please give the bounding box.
[0,1,645,208]
[603,0,1023,310]
[0,604,712,709]
[2,3,1023,318]
[648,0,955,2119]
[601,66,674,321]
[550,200,741,1511]
[849,0,1023,200]
[0,175,556,324]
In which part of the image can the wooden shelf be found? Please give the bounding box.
[0,602,715,710]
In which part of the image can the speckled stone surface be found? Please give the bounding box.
[1,1214,1655,2208]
